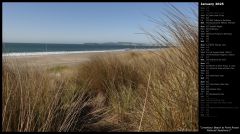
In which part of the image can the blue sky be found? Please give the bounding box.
[3,2,197,44]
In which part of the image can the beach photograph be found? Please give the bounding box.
[2,2,198,132]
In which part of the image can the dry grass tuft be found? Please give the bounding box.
[2,60,107,132]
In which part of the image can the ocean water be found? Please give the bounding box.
[2,43,162,56]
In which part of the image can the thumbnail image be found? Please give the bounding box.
[2,2,198,132]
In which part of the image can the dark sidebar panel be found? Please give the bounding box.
[199,1,240,132]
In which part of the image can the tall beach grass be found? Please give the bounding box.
[2,5,198,132]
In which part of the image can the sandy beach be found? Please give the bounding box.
[3,50,139,67]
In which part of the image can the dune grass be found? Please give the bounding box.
[2,59,108,132]
[2,5,198,132]
[48,65,69,73]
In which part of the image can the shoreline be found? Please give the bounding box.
[2,48,160,57]
[3,49,158,67]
